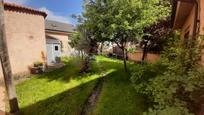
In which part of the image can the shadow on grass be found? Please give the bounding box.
[19,79,96,115]
[35,58,116,83]
[19,70,116,115]
[18,56,145,115]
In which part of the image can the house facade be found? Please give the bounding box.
[0,3,75,113]
[172,0,204,63]
[0,3,75,79]
[45,20,76,65]
[0,3,47,79]
[0,2,47,113]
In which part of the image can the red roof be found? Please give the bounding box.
[4,2,47,17]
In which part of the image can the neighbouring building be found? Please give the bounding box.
[1,3,47,79]
[172,0,204,63]
[45,20,76,65]
[0,3,75,79]
[0,2,75,113]
[0,2,47,113]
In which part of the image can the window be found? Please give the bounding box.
[55,46,59,51]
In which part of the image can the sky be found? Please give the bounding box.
[4,0,84,25]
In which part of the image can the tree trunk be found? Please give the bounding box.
[80,50,83,60]
[0,0,20,114]
[142,42,148,61]
[122,48,128,72]
[100,42,104,55]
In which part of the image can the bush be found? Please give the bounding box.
[61,56,70,63]
[33,61,43,67]
[131,33,204,115]
[130,61,168,96]
[144,106,194,115]
[128,48,137,53]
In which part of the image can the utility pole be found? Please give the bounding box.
[0,0,20,114]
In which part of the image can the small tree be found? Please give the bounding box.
[69,23,98,73]
[69,32,89,59]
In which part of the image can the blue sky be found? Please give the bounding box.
[5,0,84,25]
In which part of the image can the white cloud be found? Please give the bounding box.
[4,0,29,5]
[39,7,71,24]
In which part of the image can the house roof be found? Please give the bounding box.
[45,20,76,33]
[4,2,47,17]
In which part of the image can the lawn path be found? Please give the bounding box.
[80,77,104,115]
[81,58,108,115]
[92,56,148,115]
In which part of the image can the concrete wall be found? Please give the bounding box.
[1,10,46,78]
[46,32,76,56]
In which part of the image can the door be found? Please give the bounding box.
[46,43,61,65]
[46,44,54,65]
[53,44,61,62]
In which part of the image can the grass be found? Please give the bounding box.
[16,56,147,115]
[92,57,147,115]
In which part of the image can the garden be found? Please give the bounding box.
[16,56,147,115]
[16,32,204,115]
[11,0,204,115]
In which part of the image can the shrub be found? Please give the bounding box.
[130,61,168,96]
[33,61,43,67]
[128,48,137,53]
[144,106,194,115]
[61,56,70,63]
[131,33,204,114]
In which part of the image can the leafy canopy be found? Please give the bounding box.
[83,0,171,44]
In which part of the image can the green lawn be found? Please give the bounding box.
[16,56,147,115]
[92,57,147,115]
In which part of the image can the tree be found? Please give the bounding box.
[0,0,19,114]
[69,23,98,73]
[82,0,170,71]
[140,19,172,61]
[69,32,85,59]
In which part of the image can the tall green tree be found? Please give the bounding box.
[82,0,170,71]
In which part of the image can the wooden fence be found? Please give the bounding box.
[127,51,160,63]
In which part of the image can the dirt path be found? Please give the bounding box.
[81,77,104,115]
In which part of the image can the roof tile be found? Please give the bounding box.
[4,2,47,17]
